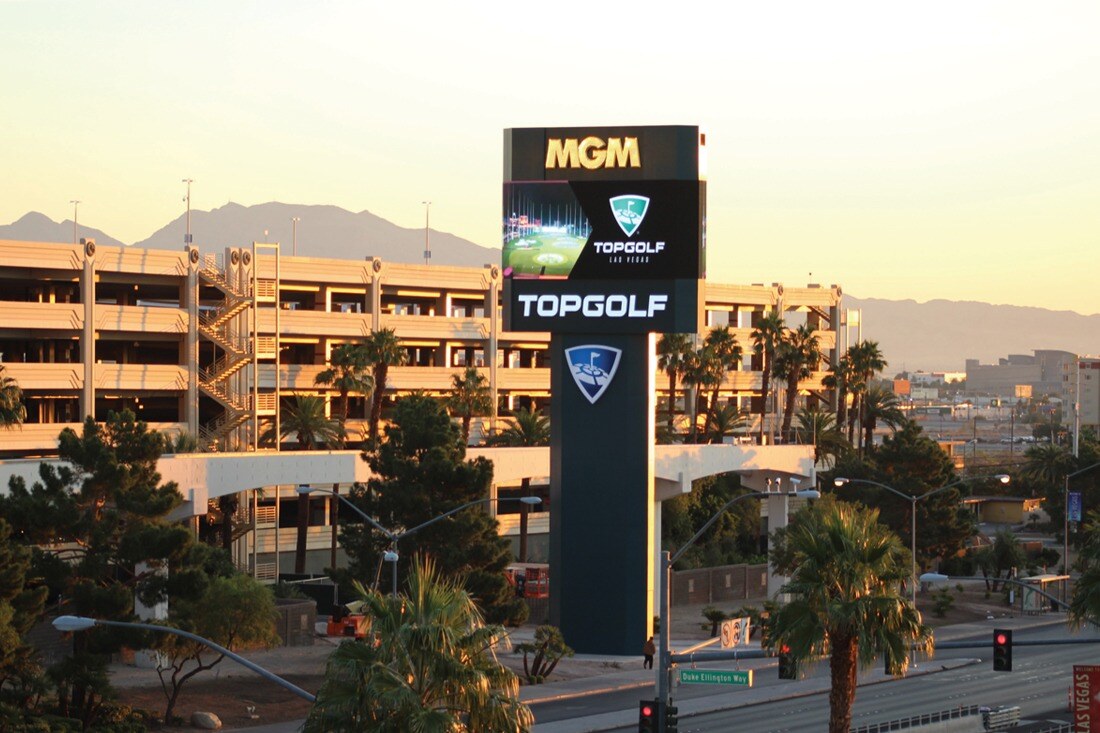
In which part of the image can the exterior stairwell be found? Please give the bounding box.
[197,258,254,451]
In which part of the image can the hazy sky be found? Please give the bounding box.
[3,1,1098,314]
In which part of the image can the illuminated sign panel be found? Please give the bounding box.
[545,136,641,170]
[503,125,705,334]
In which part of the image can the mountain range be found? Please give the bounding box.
[2,205,1096,372]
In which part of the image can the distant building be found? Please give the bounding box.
[1065,356,1100,434]
[965,350,1075,398]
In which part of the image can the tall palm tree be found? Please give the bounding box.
[751,312,786,444]
[487,406,550,562]
[0,364,26,428]
[861,384,905,451]
[314,342,374,568]
[314,342,374,445]
[848,341,887,452]
[446,366,492,445]
[701,326,742,438]
[794,406,847,468]
[303,557,533,733]
[363,328,408,445]
[770,498,933,733]
[822,354,854,442]
[270,395,343,574]
[657,333,693,435]
[773,323,821,441]
[679,346,710,444]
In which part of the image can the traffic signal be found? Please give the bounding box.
[638,699,661,733]
[778,646,798,680]
[993,629,1012,671]
[666,702,679,733]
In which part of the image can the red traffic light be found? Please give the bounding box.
[995,633,1008,645]
[641,704,653,717]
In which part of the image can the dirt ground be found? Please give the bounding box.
[112,585,1021,729]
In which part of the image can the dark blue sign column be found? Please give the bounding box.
[549,332,655,653]
[503,125,704,654]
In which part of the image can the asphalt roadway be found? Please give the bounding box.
[215,613,1076,733]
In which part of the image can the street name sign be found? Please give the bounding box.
[679,669,752,686]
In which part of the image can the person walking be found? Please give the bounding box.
[643,635,656,669]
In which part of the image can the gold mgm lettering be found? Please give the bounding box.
[545,136,641,170]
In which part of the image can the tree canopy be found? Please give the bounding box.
[339,394,527,625]
[770,497,932,733]
[305,557,532,733]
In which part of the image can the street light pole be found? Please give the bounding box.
[70,200,80,244]
[834,474,1010,611]
[296,486,540,595]
[656,484,820,718]
[182,179,193,245]
[1064,461,1100,600]
[422,201,431,266]
[291,216,300,256]
[52,615,316,702]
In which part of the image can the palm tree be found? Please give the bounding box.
[314,342,374,568]
[773,323,821,441]
[822,354,854,443]
[770,498,932,733]
[487,406,550,562]
[363,328,408,445]
[1070,510,1100,628]
[269,395,343,574]
[0,364,26,428]
[847,341,887,453]
[701,326,742,438]
[704,404,749,444]
[679,346,709,444]
[446,366,492,445]
[314,342,374,445]
[794,406,847,468]
[303,557,533,733]
[657,333,694,435]
[751,312,786,444]
[861,384,906,451]
[1022,443,1075,488]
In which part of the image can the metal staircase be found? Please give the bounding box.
[197,255,254,451]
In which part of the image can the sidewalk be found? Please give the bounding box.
[189,612,1068,733]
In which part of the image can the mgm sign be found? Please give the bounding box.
[503,126,705,654]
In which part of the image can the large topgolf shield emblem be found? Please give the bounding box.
[609,195,650,237]
[565,345,622,404]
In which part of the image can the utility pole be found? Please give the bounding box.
[182,179,193,244]
[291,217,301,256]
[70,200,80,243]
[422,201,431,265]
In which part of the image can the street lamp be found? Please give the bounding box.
[833,474,1010,610]
[656,483,820,716]
[1064,461,1100,587]
[182,179,193,245]
[295,486,541,596]
[291,216,301,256]
[70,200,81,244]
[421,201,431,266]
[52,615,315,702]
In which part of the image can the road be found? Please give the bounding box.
[547,625,1100,732]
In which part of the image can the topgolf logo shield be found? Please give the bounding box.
[609,195,650,237]
[565,345,622,404]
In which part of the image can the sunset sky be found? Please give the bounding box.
[2,1,1098,314]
